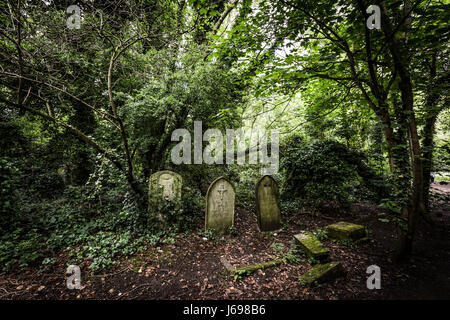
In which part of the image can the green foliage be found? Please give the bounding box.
[281,137,387,211]
[233,164,261,209]
[270,241,285,253]
[0,228,45,270]
[228,225,238,236]
[283,241,304,264]
[313,228,328,241]
[379,199,402,214]
[0,0,447,275]
[0,157,20,228]
[151,187,204,232]
[70,231,147,273]
[0,145,207,272]
[198,228,217,241]
[0,158,143,271]
[434,138,450,173]
[233,268,250,281]
[298,278,308,286]
[280,199,302,215]
[121,49,244,174]
[307,256,320,265]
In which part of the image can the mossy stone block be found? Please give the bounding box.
[231,258,284,276]
[326,221,366,240]
[294,232,329,260]
[299,261,344,285]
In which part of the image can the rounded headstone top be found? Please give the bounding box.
[206,176,235,196]
[148,170,183,203]
[205,176,235,234]
[149,170,182,181]
[256,175,276,186]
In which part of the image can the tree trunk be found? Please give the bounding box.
[381,1,425,258]
[422,115,437,210]
[421,53,439,211]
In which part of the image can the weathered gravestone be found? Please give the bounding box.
[256,175,281,232]
[294,232,330,260]
[205,177,235,234]
[299,261,344,285]
[326,221,366,240]
[148,170,182,221]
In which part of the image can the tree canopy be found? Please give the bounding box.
[0,0,449,301]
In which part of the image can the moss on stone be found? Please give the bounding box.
[326,221,366,240]
[294,232,329,260]
[299,261,344,285]
[231,258,284,276]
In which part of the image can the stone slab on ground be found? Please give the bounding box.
[299,261,344,285]
[326,221,366,240]
[230,258,284,276]
[294,232,330,260]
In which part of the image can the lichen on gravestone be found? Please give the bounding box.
[205,177,235,234]
[256,175,281,232]
[148,170,182,222]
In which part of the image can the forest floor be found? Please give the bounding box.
[1,182,449,300]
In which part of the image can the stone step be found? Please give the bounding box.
[294,232,330,260]
[326,221,367,240]
[299,261,344,285]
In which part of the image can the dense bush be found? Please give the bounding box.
[0,157,20,230]
[280,137,388,211]
[0,153,205,272]
[232,164,260,210]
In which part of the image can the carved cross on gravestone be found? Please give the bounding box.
[217,183,228,201]
[215,183,228,215]
[159,174,174,200]
[205,177,235,234]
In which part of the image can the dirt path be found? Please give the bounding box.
[431,181,450,193]
[430,181,450,225]
[1,191,449,300]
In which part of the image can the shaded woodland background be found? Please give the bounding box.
[0,0,449,299]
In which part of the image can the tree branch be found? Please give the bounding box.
[0,71,120,130]
[0,96,124,171]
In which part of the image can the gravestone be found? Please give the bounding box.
[294,232,330,260]
[148,170,182,221]
[256,175,281,231]
[326,221,366,240]
[299,261,344,285]
[205,177,235,234]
